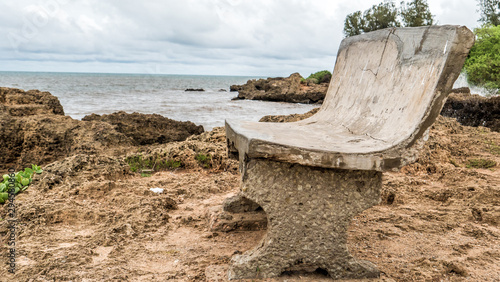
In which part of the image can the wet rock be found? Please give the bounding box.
[441,92,500,132]
[82,111,204,145]
[185,88,205,92]
[229,85,242,92]
[230,73,327,104]
[450,87,471,94]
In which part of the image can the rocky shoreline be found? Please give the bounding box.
[0,86,499,281]
[2,85,499,171]
[441,87,500,132]
[230,73,328,104]
[0,87,205,170]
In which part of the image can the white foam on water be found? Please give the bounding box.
[453,72,498,97]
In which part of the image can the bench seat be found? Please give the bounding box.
[227,118,404,171]
[227,25,475,172]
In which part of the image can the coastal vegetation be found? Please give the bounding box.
[343,0,434,37]
[126,154,184,172]
[478,0,500,26]
[464,25,500,92]
[302,70,332,84]
[0,164,43,203]
[466,158,497,168]
[462,1,500,93]
[194,153,212,168]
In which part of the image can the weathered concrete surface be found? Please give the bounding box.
[226,25,474,172]
[228,159,381,279]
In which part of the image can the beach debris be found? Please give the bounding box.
[149,187,164,194]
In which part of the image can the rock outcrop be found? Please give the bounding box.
[0,88,204,170]
[441,88,500,132]
[0,87,65,116]
[0,88,132,170]
[82,111,204,145]
[230,73,328,104]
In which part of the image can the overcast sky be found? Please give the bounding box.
[0,0,481,77]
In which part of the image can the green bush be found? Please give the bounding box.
[0,165,43,203]
[464,25,500,92]
[304,70,332,84]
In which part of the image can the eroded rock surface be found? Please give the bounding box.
[0,87,65,116]
[82,111,204,145]
[0,88,132,170]
[0,88,204,170]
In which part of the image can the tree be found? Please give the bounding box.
[464,25,500,91]
[343,0,434,37]
[343,1,400,37]
[344,11,364,37]
[400,0,434,27]
[362,1,400,32]
[478,0,500,26]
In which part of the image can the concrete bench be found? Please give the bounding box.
[225,25,474,280]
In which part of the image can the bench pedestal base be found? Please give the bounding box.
[228,159,381,280]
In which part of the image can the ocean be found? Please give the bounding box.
[0,71,318,130]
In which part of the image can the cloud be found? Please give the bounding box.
[0,0,481,76]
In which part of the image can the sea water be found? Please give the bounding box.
[452,72,496,96]
[0,71,318,130]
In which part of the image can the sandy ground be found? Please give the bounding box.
[1,116,499,281]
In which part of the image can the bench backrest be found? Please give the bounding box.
[313,26,474,149]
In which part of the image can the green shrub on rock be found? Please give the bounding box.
[304,70,332,84]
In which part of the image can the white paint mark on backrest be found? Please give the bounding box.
[359,61,368,84]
